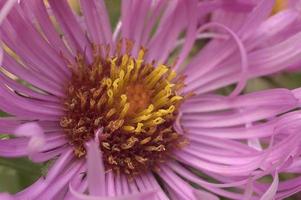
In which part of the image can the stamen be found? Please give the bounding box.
[60,42,187,176]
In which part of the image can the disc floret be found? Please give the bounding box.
[60,43,186,175]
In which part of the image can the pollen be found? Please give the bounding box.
[125,84,152,115]
[60,41,187,176]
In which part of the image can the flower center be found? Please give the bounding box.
[125,83,152,115]
[60,43,187,176]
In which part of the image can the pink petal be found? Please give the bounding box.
[14,122,45,156]
[85,140,105,196]
[0,0,18,24]
[260,173,279,200]
[69,184,156,200]
[193,189,219,200]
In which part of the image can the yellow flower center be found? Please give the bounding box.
[60,42,187,176]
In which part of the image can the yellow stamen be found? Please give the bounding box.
[61,44,187,176]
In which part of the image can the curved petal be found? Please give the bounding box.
[14,122,45,156]
[260,173,279,200]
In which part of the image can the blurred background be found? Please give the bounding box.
[0,0,300,199]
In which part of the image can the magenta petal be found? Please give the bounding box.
[85,140,106,196]
[0,0,18,24]
[0,138,28,157]
[193,189,219,200]
[260,173,279,200]
[14,122,45,156]
[0,193,12,200]
[239,0,275,38]
[69,184,156,200]
[80,0,112,44]
[1,1,301,199]
[0,0,18,67]
[173,0,198,71]
[48,0,93,61]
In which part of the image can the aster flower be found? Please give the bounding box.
[1,0,301,200]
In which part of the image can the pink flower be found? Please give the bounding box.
[1,0,301,199]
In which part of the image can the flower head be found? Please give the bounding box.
[61,43,187,175]
[1,0,301,199]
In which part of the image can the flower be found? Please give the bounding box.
[1,0,301,199]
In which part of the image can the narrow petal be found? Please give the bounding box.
[80,0,112,44]
[0,0,18,24]
[69,186,156,200]
[38,161,83,200]
[15,149,74,199]
[158,166,196,200]
[0,138,28,157]
[193,189,219,200]
[260,173,279,200]
[86,140,106,196]
[48,0,93,61]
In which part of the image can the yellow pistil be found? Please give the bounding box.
[60,41,187,176]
